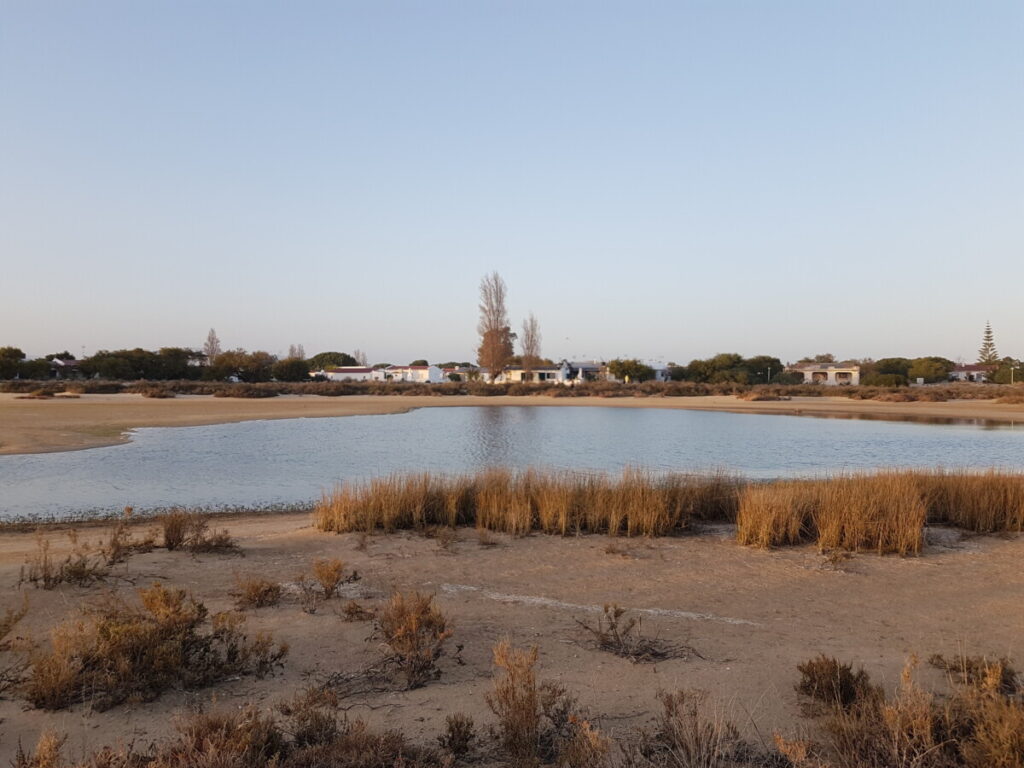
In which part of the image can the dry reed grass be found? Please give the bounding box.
[231,575,283,609]
[316,468,1022,555]
[315,468,741,539]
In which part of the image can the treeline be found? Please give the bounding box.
[0,346,371,382]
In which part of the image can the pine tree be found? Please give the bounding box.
[977,322,999,364]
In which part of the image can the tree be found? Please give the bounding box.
[0,347,26,379]
[410,359,429,366]
[798,353,836,364]
[44,350,75,361]
[307,351,358,370]
[520,313,542,379]
[273,357,311,381]
[203,329,222,362]
[978,322,999,364]
[607,358,656,383]
[287,344,306,360]
[353,349,368,366]
[907,356,955,383]
[477,271,515,380]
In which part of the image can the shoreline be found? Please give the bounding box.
[2,392,1023,456]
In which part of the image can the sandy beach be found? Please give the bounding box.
[1,392,1023,456]
[0,513,1020,763]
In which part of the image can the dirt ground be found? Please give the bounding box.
[1,514,1021,763]
[3,392,1024,455]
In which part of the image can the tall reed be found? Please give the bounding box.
[314,468,1024,555]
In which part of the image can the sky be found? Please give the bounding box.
[2,1,1021,366]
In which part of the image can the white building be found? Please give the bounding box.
[375,365,445,383]
[492,362,572,384]
[949,364,994,383]
[788,364,861,386]
[316,366,375,382]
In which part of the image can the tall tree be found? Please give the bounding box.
[203,329,222,362]
[287,343,306,360]
[520,313,542,379]
[353,349,368,366]
[978,322,999,364]
[477,271,515,380]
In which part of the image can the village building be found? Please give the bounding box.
[787,363,861,386]
[374,365,445,383]
[315,366,375,382]
[949,364,995,383]
[491,362,572,384]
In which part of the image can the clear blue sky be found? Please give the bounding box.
[2,1,1021,365]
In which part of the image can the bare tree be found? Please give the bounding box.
[520,313,542,379]
[287,344,306,360]
[203,328,222,362]
[353,348,368,366]
[477,272,515,381]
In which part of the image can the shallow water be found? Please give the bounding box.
[1,406,1022,519]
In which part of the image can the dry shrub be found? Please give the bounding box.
[232,575,283,609]
[621,690,746,768]
[311,557,358,598]
[928,653,1020,696]
[341,600,375,622]
[183,514,239,553]
[375,591,453,689]
[577,604,693,663]
[160,510,191,551]
[296,575,321,614]
[99,508,156,566]
[16,701,447,768]
[24,583,287,711]
[486,640,599,766]
[795,653,1024,768]
[19,532,108,590]
[795,655,880,711]
[11,730,67,768]
[437,712,476,758]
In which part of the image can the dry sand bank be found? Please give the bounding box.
[0,514,1020,763]
[3,392,1024,455]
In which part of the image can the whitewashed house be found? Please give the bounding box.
[949,364,994,383]
[492,361,572,384]
[315,366,375,382]
[787,363,861,386]
[375,365,445,383]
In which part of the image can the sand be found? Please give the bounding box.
[0,515,1020,762]
[3,392,1023,455]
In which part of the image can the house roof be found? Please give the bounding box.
[387,365,432,371]
[325,367,374,374]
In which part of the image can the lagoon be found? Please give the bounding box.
[1,406,1022,520]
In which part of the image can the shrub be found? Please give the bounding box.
[437,713,476,758]
[19,532,108,590]
[23,583,287,710]
[486,639,592,766]
[576,604,691,663]
[795,654,879,710]
[623,690,746,768]
[161,510,191,551]
[375,591,452,689]
[311,557,358,598]
[231,575,283,609]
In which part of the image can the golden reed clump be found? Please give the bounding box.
[315,468,1023,555]
[314,468,741,539]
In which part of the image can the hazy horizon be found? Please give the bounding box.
[2,2,1021,365]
